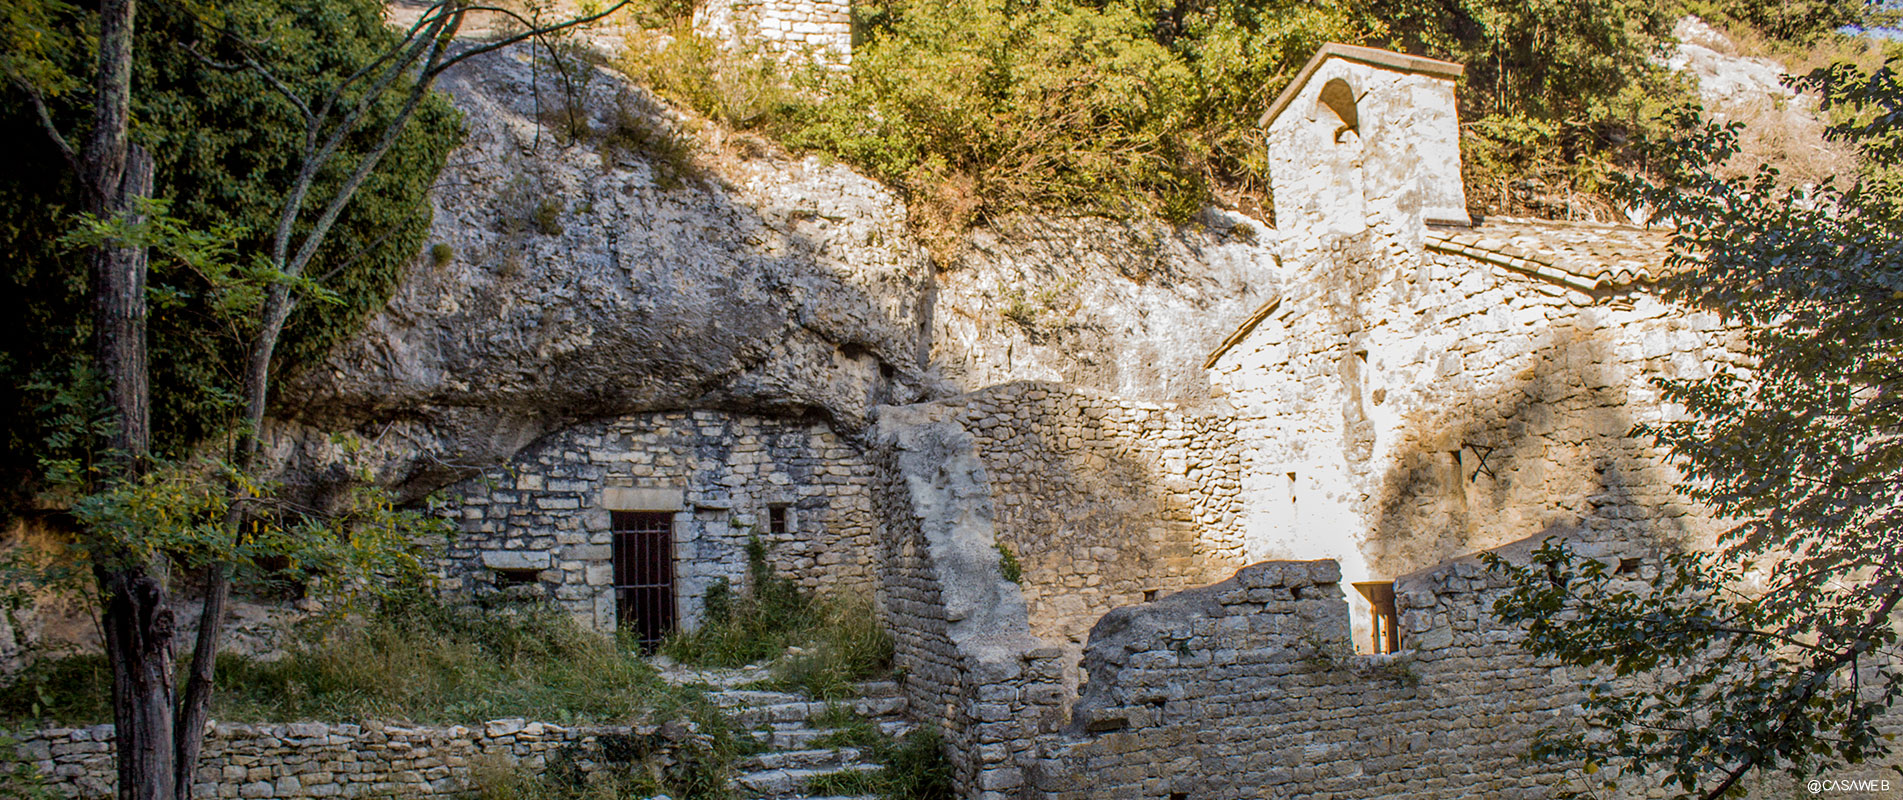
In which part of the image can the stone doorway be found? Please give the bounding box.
[612,510,677,649]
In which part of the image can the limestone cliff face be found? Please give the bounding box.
[268,44,1277,498]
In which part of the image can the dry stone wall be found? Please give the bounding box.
[922,382,1246,651]
[1029,557,1602,799]
[693,0,853,68]
[15,719,672,800]
[871,403,1074,800]
[1030,554,1898,799]
[443,409,876,632]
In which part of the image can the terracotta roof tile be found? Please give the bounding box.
[1426,217,1677,291]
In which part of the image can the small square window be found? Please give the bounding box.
[767,505,791,535]
[495,568,541,587]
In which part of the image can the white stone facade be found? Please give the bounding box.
[692,0,853,69]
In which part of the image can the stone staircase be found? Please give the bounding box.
[713,681,910,799]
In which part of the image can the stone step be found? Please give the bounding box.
[733,763,881,799]
[731,701,830,726]
[746,796,878,800]
[729,696,906,727]
[854,695,906,719]
[748,720,916,750]
[737,746,867,772]
[711,689,809,709]
[855,680,901,698]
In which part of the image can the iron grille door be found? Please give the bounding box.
[611,511,676,650]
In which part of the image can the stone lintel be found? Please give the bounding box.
[601,486,686,511]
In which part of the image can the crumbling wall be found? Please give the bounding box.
[1031,557,1590,799]
[872,403,1073,800]
[14,719,686,800]
[922,381,1246,651]
[443,410,876,632]
[693,0,852,68]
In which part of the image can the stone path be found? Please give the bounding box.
[656,661,911,800]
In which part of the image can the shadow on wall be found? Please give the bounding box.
[974,395,1217,649]
[1366,317,1698,579]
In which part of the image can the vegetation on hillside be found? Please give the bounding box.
[0,594,675,727]
[622,0,1888,249]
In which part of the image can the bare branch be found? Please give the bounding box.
[15,81,80,174]
[425,0,634,77]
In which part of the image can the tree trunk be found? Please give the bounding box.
[97,561,177,800]
[174,564,228,798]
[92,145,152,463]
[92,146,171,800]
[80,1,172,797]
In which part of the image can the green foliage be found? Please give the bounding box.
[876,726,956,800]
[768,592,895,700]
[468,753,667,800]
[1690,0,1883,44]
[0,733,57,800]
[531,198,566,236]
[806,721,954,800]
[619,0,1764,236]
[1486,56,1903,798]
[782,0,1203,234]
[430,243,455,268]
[0,0,460,511]
[993,541,1024,583]
[663,536,892,698]
[0,593,682,726]
[618,21,802,130]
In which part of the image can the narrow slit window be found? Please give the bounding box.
[1353,581,1400,654]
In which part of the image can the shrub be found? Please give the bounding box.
[806,721,955,800]
[662,536,893,698]
[0,593,674,726]
[993,542,1023,584]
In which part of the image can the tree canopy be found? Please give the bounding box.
[1486,53,1903,798]
[0,0,460,517]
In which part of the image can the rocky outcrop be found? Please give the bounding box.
[1664,16,1857,185]
[269,42,1276,499]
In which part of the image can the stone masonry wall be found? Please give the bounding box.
[872,403,1073,800]
[1031,557,1592,799]
[926,382,1247,652]
[16,719,675,800]
[1030,553,1899,799]
[693,0,852,68]
[443,410,875,633]
[1210,233,1742,642]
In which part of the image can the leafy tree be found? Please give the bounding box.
[1485,55,1903,799]
[0,0,460,514]
[2,0,630,797]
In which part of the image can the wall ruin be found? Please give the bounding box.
[15,719,677,800]
[443,409,877,632]
[924,382,1246,651]
[693,0,853,69]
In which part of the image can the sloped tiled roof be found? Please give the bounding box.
[1425,217,1677,291]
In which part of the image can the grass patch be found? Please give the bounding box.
[805,717,955,800]
[0,593,676,726]
[661,537,894,700]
